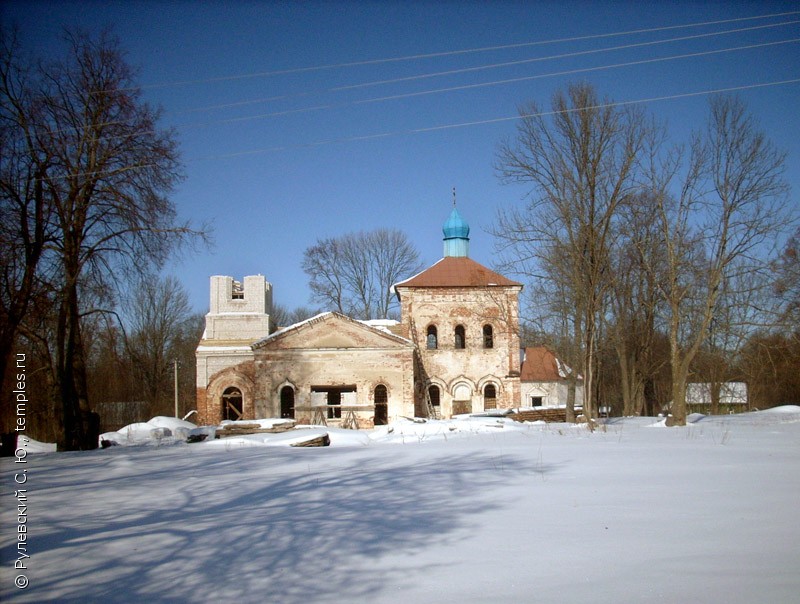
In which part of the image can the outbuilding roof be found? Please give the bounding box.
[520,346,568,382]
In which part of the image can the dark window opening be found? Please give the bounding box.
[531,396,544,407]
[222,386,243,421]
[483,325,494,349]
[280,386,295,419]
[484,384,497,410]
[374,385,388,426]
[426,325,438,350]
[455,325,466,349]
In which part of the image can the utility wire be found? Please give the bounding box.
[27,36,800,146]
[32,77,800,182]
[178,18,800,114]
[186,78,800,161]
[131,10,800,91]
[172,38,800,129]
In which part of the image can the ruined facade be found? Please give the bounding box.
[196,206,525,427]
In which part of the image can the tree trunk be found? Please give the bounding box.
[56,265,97,450]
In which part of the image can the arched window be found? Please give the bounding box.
[280,385,295,419]
[484,384,497,410]
[454,325,466,349]
[222,386,243,421]
[374,385,388,426]
[426,325,438,350]
[483,324,494,349]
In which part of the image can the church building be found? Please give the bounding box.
[195,205,523,427]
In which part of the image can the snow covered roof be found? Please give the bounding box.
[686,382,748,405]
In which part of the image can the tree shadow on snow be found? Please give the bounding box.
[1,444,557,603]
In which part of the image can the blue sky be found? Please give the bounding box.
[4,0,799,316]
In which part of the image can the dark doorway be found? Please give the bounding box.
[280,386,295,419]
[222,387,243,421]
[484,384,497,410]
[374,385,388,425]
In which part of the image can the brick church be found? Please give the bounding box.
[195,205,536,427]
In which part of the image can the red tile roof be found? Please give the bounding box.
[520,347,564,382]
[395,256,521,288]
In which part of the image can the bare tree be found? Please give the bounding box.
[124,276,193,417]
[1,29,205,449]
[494,83,650,423]
[271,303,322,328]
[0,29,55,399]
[608,191,668,416]
[647,95,792,425]
[774,227,800,328]
[303,228,422,320]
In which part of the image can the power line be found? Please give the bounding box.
[33,77,800,182]
[30,36,800,147]
[133,10,800,91]
[178,19,800,115]
[169,38,800,130]
[330,20,800,94]
[186,78,800,162]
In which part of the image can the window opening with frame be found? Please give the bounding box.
[454,325,465,349]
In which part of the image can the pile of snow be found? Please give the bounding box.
[14,434,57,453]
[99,416,196,447]
[93,406,800,450]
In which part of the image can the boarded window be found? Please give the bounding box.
[453,382,471,415]
[454,325,465,349]
[427,325,438,349]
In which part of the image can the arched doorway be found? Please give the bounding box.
[452,382,472,415]
[484,384,497,410]
[280,386,295,419]
[222,387,243,421]
[428,385,441,416]
[374,385,388,426]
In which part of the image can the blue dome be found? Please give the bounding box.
[442,208,470,240]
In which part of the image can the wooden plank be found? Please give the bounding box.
[216,421,297,437]
[290,433,330,447]
[510,408,568,423]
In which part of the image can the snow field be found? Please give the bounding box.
[2,408,799,603]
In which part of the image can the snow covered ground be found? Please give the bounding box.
[2,408,800,603]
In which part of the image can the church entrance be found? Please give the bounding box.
[374,385,388,425]
[222,387,243,421]
[280,386,295,419]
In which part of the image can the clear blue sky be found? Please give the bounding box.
[4,0,799,316]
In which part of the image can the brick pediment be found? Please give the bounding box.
[253,312,414,351]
